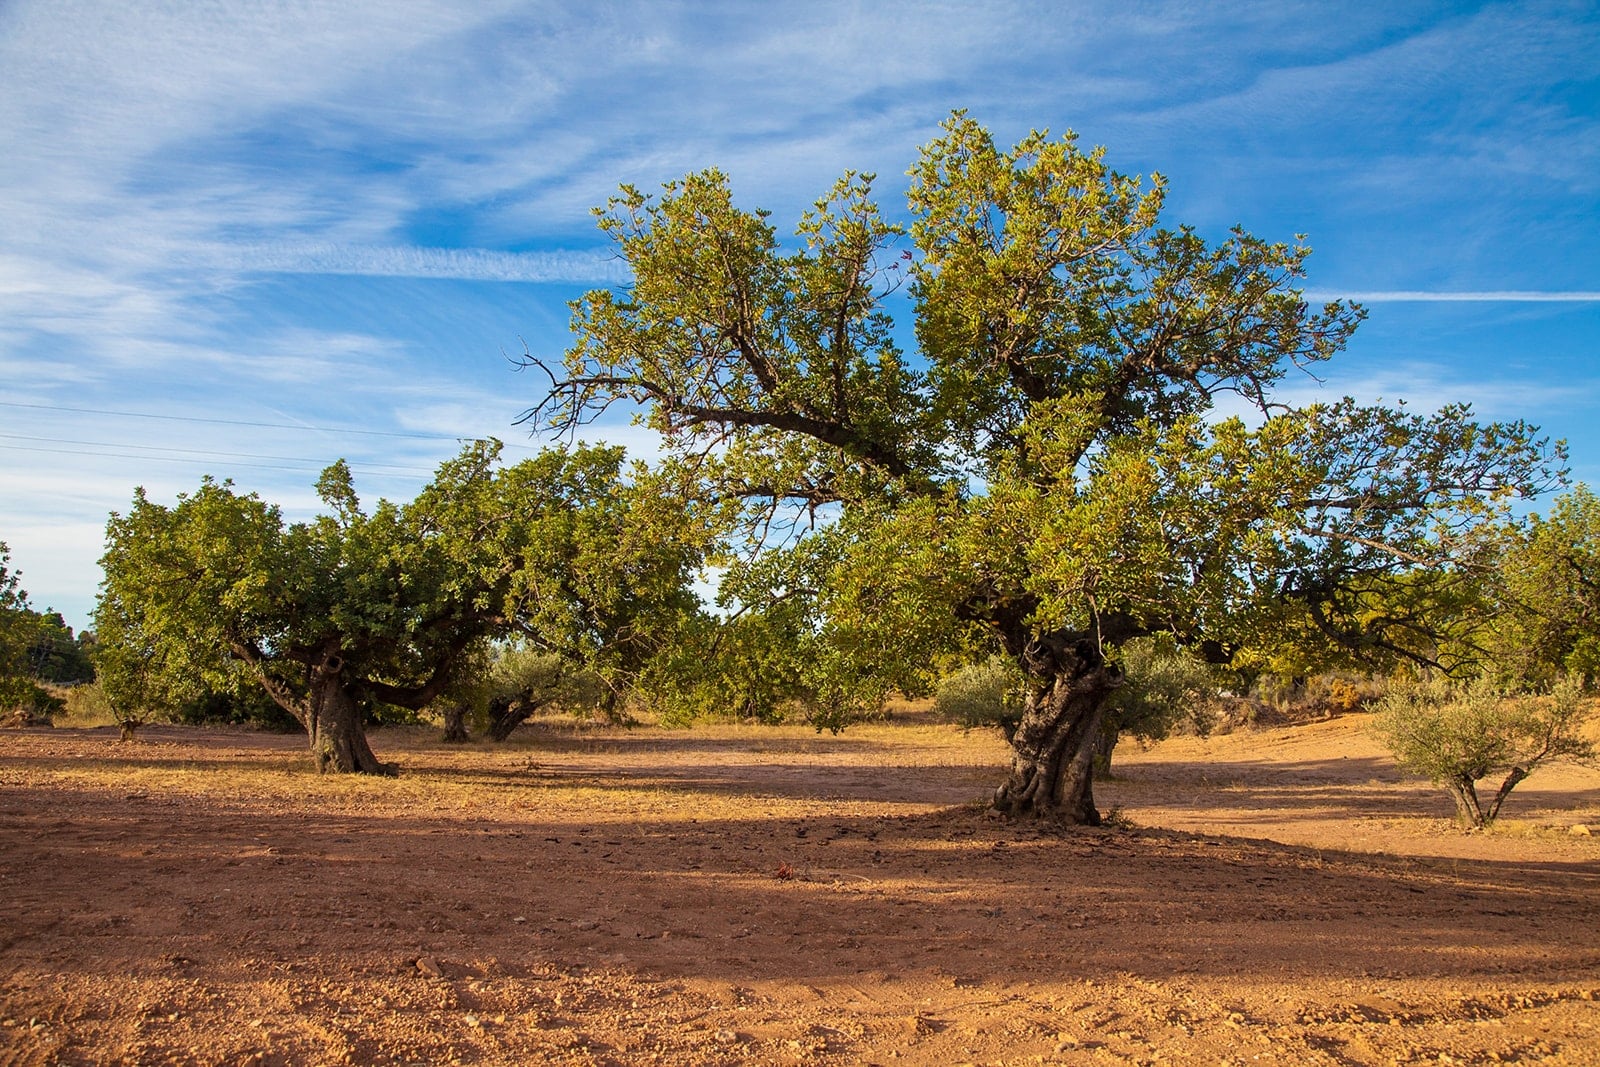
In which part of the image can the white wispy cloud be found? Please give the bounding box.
[1306,290,1600,303]
[2,0,1596,628]
[1266,359,1596,422]
[205,243,626,284]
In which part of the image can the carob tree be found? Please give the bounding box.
[97,442,703,773]
[521,113,1563,821]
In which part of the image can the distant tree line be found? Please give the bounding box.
[1,542,95,718]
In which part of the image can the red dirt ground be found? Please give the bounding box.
[2,711,1597,1066]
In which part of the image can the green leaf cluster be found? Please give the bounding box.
[94,441,708,739]
[1,541,45,709]
[1373,675,1594,827]
[518,110,1566,820]
[1483,486,1600,686]
[1,542,90,714]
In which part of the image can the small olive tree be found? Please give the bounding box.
[481,645,605,740]
[1097,635,1225,772]
[1373,676,1594,829]
[936,656,1025,736]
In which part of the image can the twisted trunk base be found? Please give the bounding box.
[1444,764,1532,830]
[487,693,555,742]
[1444,775,1486,829]
[993,633,1122,824]
[306,661,397,776]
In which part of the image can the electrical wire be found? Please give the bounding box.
[0,432,436,472]
[0,442,435,478]
[0,400,532,446]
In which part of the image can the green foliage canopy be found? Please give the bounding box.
[1,542,91,713]
[523,113,1565,820]
[1485,486,1600,686]
[96,442,706,771]
[1,541,44,709]
[1373,675,1594,828]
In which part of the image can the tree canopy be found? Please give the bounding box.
[1374,675,1593,828]
[1483,486,1600,686]
[522,112,1565,822]
[1,541,44,710]
[96,441,706,772]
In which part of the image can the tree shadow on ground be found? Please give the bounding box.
[5,768,1597,995]
[1106,755,1600,823]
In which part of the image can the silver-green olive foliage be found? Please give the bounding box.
[524,113,1564,821]
[96,441,704,773]
[1374,676,1593,829]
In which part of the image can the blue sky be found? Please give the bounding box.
[2,1,1597,632]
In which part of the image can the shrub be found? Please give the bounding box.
[1108,636,1225,741]
[60,682,118,727]
[1372,675,1594,829]
[479,646,608,740]
[1247,671,1387,724]
[935,657,1024,737]
[1321,675,1382,714]
[1,688,62,728]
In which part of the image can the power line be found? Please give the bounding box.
[0,400,530,444]
[0,432,437,473]
[0,443,435,479]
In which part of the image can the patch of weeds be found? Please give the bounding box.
[1100,806,1137,830]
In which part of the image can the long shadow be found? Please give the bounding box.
[10,729,1595,839]
[10,731,1594,823]
[7,727,1598,1067]
[5,763,1598,993]
[401,724,937,758]
[1117,754,1410,785]
[0,747,318,778]
[1109,754,1600,819]
[419,758,990,804]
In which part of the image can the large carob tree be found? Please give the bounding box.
[522,113,1563,822]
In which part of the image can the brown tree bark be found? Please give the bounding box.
[992,633,1123,823]
[305,654,397,776]
[1485,764,1531,824]
[441,704,470,743]
[1092,720,1120,778]
[1444,774,1486,829]
[487,693,556,742]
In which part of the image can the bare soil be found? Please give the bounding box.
[2,710,1598,1066]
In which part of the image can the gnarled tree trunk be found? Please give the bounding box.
[306,654,397,776]
[235,638,414,775]
[487,693,556,742]
[1485,764,1530,824]
[1092,720,1120,778]
[992,632,1123,823]
[441,703,470,743]
[1443,774,1486,829]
